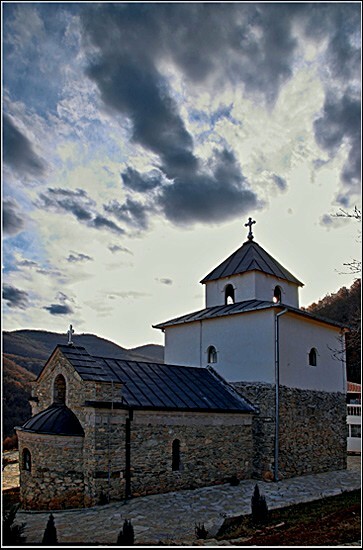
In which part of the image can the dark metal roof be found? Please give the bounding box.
[19,404,85,436]
[39,344,115,382]
[200,240,303,286]
[154,299,273,329]
[56,346,254,413]
[153,300,347,330]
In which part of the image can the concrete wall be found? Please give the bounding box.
[164,309,276,383]
[205,271,299,308]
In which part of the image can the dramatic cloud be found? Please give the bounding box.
[3,284,29,309]
[67,252,93,263]
[314,91,361,203]
[122,167,163,193]
[104,197,153,231]
[3,114,46,176]
[3,198,25,236]
[37,188,124,235]
[43,303,74,315]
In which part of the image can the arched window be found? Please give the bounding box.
[207,345,217,364]
[53,374,66,404]
[309,348,317,366]
[225,284,235,305]
[172,439,181,471]
[273,286,282,304]
[23,448,31,472]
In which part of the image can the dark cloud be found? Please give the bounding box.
[158,149,259,225]
[108,244,133,255]
[314,91,361,203]
[3,198,25,235]
[79,4,360,221]
[271,174,287,191]
[43,303,74,315]
[156,278,173,286]
[67,252,93,263]
[3,114,46,176]
[37,188,124,234]
[104,198,153,231]
[3,284,29,309]
[122,167,163,193]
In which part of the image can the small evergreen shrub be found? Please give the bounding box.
[251,484,269,525]
[42,513,58,544]
[229,474,240,486]
[2,504,26,545]
[195,522,208,539]
[117,519,135,545]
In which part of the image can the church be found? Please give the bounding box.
[16,219,348,510]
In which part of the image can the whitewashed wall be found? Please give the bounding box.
[279,314,346,392]
[164,309,276,383]
[204,271,299,308]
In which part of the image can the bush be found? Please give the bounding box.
[2,504,26,545]
[195,522,208,539]
[251,484,269,525]
[3,434,18,451]
[42,513,58,544]
[229,474,240,486]
[116,519,135,545]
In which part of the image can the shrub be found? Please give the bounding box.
[42,513,58,544]
[251,484,269,525]
[229,474,240,486]
[2,504,26,545]
[195,522,208,539]
[3,434,18,451]
[117,519,135,545]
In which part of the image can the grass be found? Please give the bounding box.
[216,489,361,546]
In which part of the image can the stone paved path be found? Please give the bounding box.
[15,457,361,546]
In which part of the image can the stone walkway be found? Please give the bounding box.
[14,457,361,546]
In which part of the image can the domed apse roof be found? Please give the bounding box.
[20,404,84,436]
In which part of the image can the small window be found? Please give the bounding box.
[53,374,66,404]
[351,425,361,438]
[273,286,282,304]
[172,439,181,471]
[207,345,217,364]
[308,348,317,366]
[23,448,31,472]
[225,284,235,305]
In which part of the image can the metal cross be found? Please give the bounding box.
[245,217,256,241]
[67,324,74,345]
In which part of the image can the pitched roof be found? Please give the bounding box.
[19,404,85,436]
[55,345,255,413]
[153,300,348,330]
[200,240,303,286]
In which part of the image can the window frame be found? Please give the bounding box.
[207,345,218,364]
[308,347,318,367]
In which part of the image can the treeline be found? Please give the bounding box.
[305,279,361,383]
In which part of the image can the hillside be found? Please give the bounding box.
[3,356,36,441]
[305,279,361,383]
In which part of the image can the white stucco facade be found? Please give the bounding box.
[204,271,300,308]
[157,236,347,395]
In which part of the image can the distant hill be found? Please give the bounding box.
[3,329,164,366]
[305,279,361,383]
[2,330,164,441]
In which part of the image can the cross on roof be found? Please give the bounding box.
[67,324,74,345]
[245,217,256,241]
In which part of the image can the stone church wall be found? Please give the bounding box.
[234,382,347,479]
[17,431,85,510]
[129,411,253,497]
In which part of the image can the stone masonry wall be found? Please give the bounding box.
[17,431,85,510]
[234,382,347,480]
[129,411,253,497]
